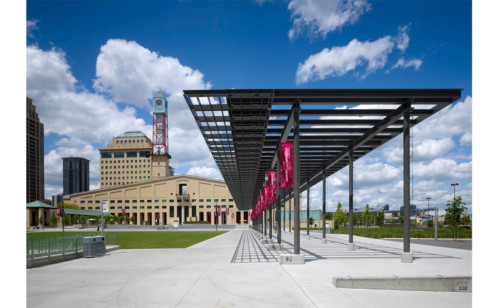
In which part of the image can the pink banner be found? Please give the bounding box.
[263,185,270,208]
[268,171,277,201]
[280,142,293,188]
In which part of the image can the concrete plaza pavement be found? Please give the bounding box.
[27,227,471,307]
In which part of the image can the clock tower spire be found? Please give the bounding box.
[151,90,170,179]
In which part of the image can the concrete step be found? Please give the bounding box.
[332,275,472,292]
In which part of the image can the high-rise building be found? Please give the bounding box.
[63,157,90,195]
[99,131,170,189]
[99,91,171,189]
[26,97,44,202]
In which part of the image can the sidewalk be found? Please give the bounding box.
[27,229,471,307]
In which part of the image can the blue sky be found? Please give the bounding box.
[25,0,472,214]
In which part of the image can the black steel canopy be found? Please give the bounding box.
[183,89,462,211]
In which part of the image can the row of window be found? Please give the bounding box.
[102,178,149,186]
[101,151,150,159]
[101,171,150,175]
[115,139,145,144]
[102,159,151,164]
[80,199,232,204]
[101,175,150,180]
[80,205,235,214]
[102,165,150,169]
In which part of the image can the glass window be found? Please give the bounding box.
[162,206,167,209]
[154,206,159,209]
[114,152,125,158]
[118,200,122,203]
[162,200,167,203]
[206,199,211,202]
[132,206,137,209]
[81,200,85,204]
[110,206,115,209]
[192,199,196,202]
[117,206,122,209]
[229,199,234,202]
[127,151,137,157]
[147,206,152,209]
[101,152,112,158]
[207,205,211,208]
[140,206,144,209]
[88,207,93,210]
[155,200,159,203]
[139,151,150,158]
[199,199,204,202]
[200,206,204,209]
[110,200,115,203]
[125,200,130,203]
[88,200,93,204]
[132,200,137,203]
[81,207,85,210]
[169,199,174,203]
[140,200,144,203]
[214,199,219,202]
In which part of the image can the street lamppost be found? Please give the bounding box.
[450,183,459,240]
[451,183,459,201]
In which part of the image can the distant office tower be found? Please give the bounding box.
[26,97,44,202]
[63,157,90,195]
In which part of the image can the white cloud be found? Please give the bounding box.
[296,24,416,83]
[187,166,223,180]
[391,57,422,71]
[396,24,410,53]
[93,39,211,109]
[460,132,472,146]
[413,158,472,181]
[384,138,455,164]
[296,36,395,83]
[288,0,371,40]
[27,19,39,37]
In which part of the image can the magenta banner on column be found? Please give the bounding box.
[280,142,293,187]
[268,171,277,201]
[263,185,270,208]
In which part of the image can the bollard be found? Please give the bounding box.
[48,238,51,261]
[31,240,34,261]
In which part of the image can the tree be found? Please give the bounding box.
[308,217,315,227]
[325,212,333,220]
[445,195,467,240]
[333,202,347,229]
[63,215,70,226]
[104,214,112,225]
[362,204,372,227]
[130,215,136,225]
[126,216,130,224]
[50,213,58,226]
[375,212,385,227]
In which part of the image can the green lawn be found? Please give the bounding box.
[329,227,471,239]
[26,231,227,249]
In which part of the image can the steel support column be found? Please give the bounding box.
[277,160,281,244]
[264,206,267,237]
[349,148,354,245]
[322,169,326,240]
[283,192,286,231]
[293,104,301,255]
[269,199,273,239]
[403,106,411,253]
[306,181,310,236]
[289,196,292,233]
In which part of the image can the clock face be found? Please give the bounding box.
[155,99,162,106]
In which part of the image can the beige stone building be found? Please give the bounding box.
[64,174,250,225]
[99,131,170,189]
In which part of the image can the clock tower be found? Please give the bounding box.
[151,90,170,179]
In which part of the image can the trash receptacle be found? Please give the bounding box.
[95,235,105,256]
[83,237,96,258]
